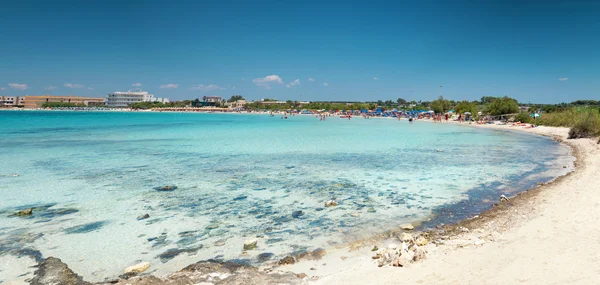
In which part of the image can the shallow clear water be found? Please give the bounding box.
[0,111,572,282]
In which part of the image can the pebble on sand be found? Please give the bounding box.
[400,223,414,230]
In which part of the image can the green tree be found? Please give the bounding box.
[228,95,245,102]
[454,100,477,115]
[484,96,520,115]
[430,96,451,114]
[397,98,407,105]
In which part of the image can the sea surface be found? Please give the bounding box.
[0,111,573,282]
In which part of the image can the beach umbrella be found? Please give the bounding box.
[464,112,472,115]
[530,113,540,118]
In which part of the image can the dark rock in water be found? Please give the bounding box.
[292,210,304,218]
[154,185,177,192]
[257,252,275,262]
[13,248,44,263]
[39,208,79,219]
[30,257,91,285]
[64,221,107,234]
[285,165,295,169]
[137,214,150,220]
[13,208,33,217]
[315,207,324,212]
[157,245,203,263]
[266,238,284,244]
[233,195,248,201]
[278,256,296,265]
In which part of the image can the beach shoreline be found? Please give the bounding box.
[4,111,596,284]
[284,123,599,285]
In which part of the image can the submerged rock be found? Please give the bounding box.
[324,200,338,207]
[243,240,258,250]
[278,256,296,265]
[30,257,91,285]
[14,208,33,217]
[64,221,107,234]
[137,214,150,220]
[157,245,203,263]
[257,252,275,262]
[154,185,177,192]
[291,210,304,218]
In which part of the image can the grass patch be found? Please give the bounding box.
[535,107,600,139]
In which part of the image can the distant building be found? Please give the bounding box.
[0,96,25,107]
[226,99,247,109]
[106,91,169,107]
[23,95,106,108]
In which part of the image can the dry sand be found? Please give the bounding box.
[282,124,600,285]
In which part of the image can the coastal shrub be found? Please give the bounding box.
[515,112,533,124]
[567,111,600,139]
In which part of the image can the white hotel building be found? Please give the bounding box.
[106,91,169,107]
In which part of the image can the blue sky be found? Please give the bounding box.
[0,0,598,103]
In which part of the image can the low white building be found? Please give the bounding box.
[106,91,169,107]
[0,96,25,107]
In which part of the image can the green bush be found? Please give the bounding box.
[515,112,534,124]
[567,111,600,139]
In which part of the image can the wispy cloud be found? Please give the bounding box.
[253,74,283,89]
[373,77,379,80]
[559,77,569,81]
[160,84,179,89]
[87,87,94,90]
[190,84,224,91]
[44,86,57,90]
[308,78,315,82]
[8,83,28,90]
[64,83,84,88]
[132,83,142,87]
[290,79,300,86]
[323,82,329,86]
[232,86,236,90]
[0,87,6,91]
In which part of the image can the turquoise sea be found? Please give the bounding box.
[0,111,572,282]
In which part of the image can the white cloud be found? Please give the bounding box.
[559,77,569,81]
[132,83,142,87]
[373,77,379,80]
[160,84,179,89]
[0,87,6,90]
[190,84,224,91]
[252,74,283,89]
[8,83,28,90]
[308,78,315,82]
[323,82,329,86]
[44,86,57,90]
[289,79,300,87]
[232,86,236,90]
[286,84,291,88]
[87,87,94,90]
[64,83,84,88]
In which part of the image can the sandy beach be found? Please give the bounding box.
[278,123,600,285]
